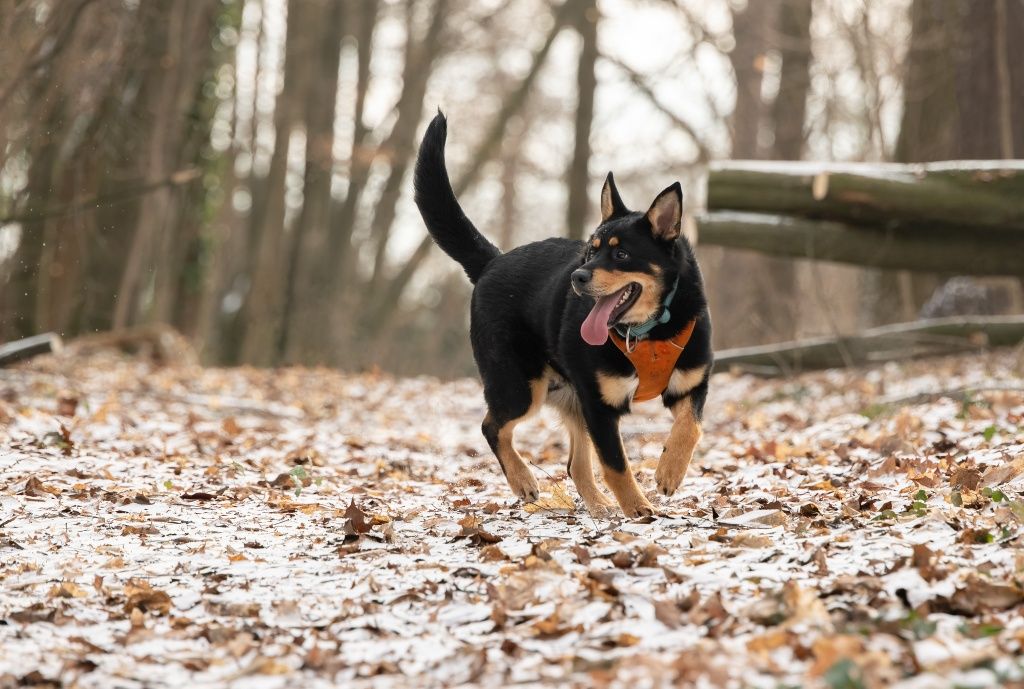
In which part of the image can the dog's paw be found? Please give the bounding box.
[620,497,655,519]
[507,471,540,502]
[655,453,690,497]
[581,495,616,519]
[655,464,684,497]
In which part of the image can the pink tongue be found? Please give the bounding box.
[580,291,624,346]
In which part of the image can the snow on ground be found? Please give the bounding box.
[1,347,1023,688]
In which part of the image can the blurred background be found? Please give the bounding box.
[0,0,1022,378]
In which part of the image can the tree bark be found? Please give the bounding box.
[770,0,813,160]
[707,162,1024,231]
[364,0,449,301]
[328,0,379,297]
[565,0,598,241]
[365,0,575,339]
[696,212,1024,276]
[112,1,218,329]
[239,0,317,366]
[279,0,345,363]
[728,0,774,159]
[715,315,1024,375]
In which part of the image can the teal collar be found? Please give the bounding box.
[612,276,679,341]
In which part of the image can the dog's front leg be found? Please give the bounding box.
[582,402,654,518]
[656,377,708,496]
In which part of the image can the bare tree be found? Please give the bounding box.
[280,0,345,362]
[240,0,318,365]
[565,0,598,241]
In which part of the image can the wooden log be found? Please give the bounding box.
[696,211,1024,275]
[707,160,1024,233]
[0,333,63,366]
[714,316,1024,375]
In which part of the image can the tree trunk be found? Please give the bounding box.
[239,0,317,366]
[728,0,774,159]
[112,1,217,329]
[707,162,1024,231]
[327,0,379,297]
[366,0,575,340]
[280,0,345,363]
[565,0,598,241]
[716,315,1024,375]
[888,0,1024,323]
[705,0,808,348]
[770,0,812,160]
[364,0,449,303]
[697,212,1024,276]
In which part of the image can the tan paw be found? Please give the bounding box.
[580,492,615,518]
[506,466,540,502]
[655,459,686,497]
[617,495,655,519]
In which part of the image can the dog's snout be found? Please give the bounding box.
[571,269,592,291]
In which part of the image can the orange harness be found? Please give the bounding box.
[609,319,697,402]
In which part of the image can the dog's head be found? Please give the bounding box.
[573,173,689,346]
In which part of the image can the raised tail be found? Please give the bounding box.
[414,111,500,284]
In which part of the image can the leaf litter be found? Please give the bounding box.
[1,347,1023,687]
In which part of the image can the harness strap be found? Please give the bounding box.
[609,318,697,402]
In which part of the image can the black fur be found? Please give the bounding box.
[415,111,712,501]
[414,112,501,283]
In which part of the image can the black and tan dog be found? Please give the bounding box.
[414,113,712,517]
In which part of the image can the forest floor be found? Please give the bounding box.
[2,345,1024,688]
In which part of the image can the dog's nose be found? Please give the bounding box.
[571,269,592,292]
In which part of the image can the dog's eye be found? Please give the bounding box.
[614,249,629,261]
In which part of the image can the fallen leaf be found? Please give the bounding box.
[523,482,576,513]
[123,579,172,616]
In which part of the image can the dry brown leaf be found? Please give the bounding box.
[345,499,372,534]
[48,581,88,599]
[523,482,575,513]
[123,579,172,616]
[22,476,61,497]
[951,575,1024,614]
[731,533,775,549]
[809,635,864,676]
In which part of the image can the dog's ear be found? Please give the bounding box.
[600,172,628,222]
[646,182,683,242]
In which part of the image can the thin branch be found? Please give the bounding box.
[599,53,711,163]
[0,169,201,225]
[366,0,576,334]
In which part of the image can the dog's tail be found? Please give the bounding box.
[414,111,500,284]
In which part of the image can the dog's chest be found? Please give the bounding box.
[596,371,639,408]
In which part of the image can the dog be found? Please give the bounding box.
[413,112,712,517]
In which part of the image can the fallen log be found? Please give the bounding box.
[707,160,1024,233]
[696,212,1024,275]
[0,333,63,367]
[64,324,198,366]
[714,316,1024,375]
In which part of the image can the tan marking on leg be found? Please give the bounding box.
[655,399,702,496]
[602,462,655,518]
[666,365,707,398]
[563,413,614,517]
[493,377,547,501]
[596,371,638,408]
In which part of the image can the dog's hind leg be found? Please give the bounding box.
[561,410,614,517]
[480,373,545,502]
